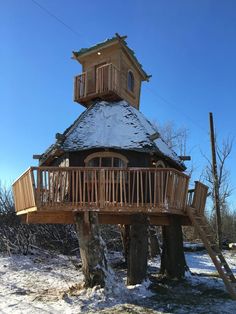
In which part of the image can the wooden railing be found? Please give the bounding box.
[189,181,209,215]
[74,72,86,100]
[96,63,119,94]
[74,64,120,102]
[13,167,190,214]
[12,168,36,213]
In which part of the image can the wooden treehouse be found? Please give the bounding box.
[12,34,236,298]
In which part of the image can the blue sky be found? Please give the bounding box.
[1,0,236,205]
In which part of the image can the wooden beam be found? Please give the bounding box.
[16,206,37,215]
[179,156,191,161]
[24,211,75,224]
[20,211,192,226]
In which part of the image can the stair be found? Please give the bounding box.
[186,206,236,300]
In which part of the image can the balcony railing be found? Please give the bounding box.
[74,63,120,103]
[13,167,190,215]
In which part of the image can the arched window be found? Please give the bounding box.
[153,160,166,168]
[127,70,134,92]
[84,152,128,168]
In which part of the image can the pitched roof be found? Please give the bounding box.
[72,34,150,81]
[40,101,185,169]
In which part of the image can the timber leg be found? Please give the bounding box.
[160,215,187,279]
[120,224,130,265]
[75,212,108,288]
[127,214,148,285]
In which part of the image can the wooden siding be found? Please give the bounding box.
[74,43,144,108]
[120,50,141,109]
[12,168,36,212]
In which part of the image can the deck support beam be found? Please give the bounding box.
[75,212,108,288]
[127,214,148,285]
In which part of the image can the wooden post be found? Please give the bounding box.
[149,226,160,258]
[36,168,41,206]
[99,169,105,209]
[209,112,222,249]
[75,212,108,288]
[160,215,187,279]
[120,224,130,264]
[127,214,148,285]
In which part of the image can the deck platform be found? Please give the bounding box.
[12,167,202,225]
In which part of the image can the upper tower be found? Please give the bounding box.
[73,33,150,110]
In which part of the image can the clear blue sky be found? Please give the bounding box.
[1,0,236,206]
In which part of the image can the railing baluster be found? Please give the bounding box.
[137,170,139,207]
[140,170,143,207]
[112,170,115,205]
[120,170,123,206]
[123,171,127,206]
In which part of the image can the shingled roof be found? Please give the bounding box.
[40,101,185,170]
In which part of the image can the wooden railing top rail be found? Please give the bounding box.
[12,167,34,186]
[96,62,119,72]
[29,166,189,177]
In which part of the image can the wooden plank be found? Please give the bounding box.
[25,211,75,224]
[16,206,38,215]
[100,169,105,208]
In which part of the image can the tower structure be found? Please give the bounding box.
[73,33,150,109]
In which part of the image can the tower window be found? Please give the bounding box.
[127,70,134,92]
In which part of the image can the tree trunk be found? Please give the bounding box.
[120,224,130,264]
[75,212,108,288]
[149,226,161,258]
[127,214,148,285]
[160,216,187,279]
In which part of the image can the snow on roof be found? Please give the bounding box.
[41,101,184,168]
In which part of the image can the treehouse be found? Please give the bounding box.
[12,34,236,298]
[13,100,201,225]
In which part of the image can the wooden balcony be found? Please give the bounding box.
[74,63,122,105]
[12,167,192,222]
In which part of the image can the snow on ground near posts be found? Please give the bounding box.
[0,250,236,314]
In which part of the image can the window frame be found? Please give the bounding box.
[154,160,166,168]
[84,152,128,168]
[127,70,135,93]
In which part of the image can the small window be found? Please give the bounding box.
[85,152,128,168]
[153,160,166,168]
[127,70,134,92]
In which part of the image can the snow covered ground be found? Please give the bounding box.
[0,249,236,314]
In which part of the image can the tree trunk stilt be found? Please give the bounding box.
[120,224,130,265]
[127,214,148,285]
[149,226,161,258]
[75,212,108,288]
[160,215,187,279]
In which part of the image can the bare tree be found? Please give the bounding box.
[203,136,234,243]
[153,121,189,156]
[204,137,233,210]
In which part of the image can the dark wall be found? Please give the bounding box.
[68,148,152,167]
[48,148,181,170]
